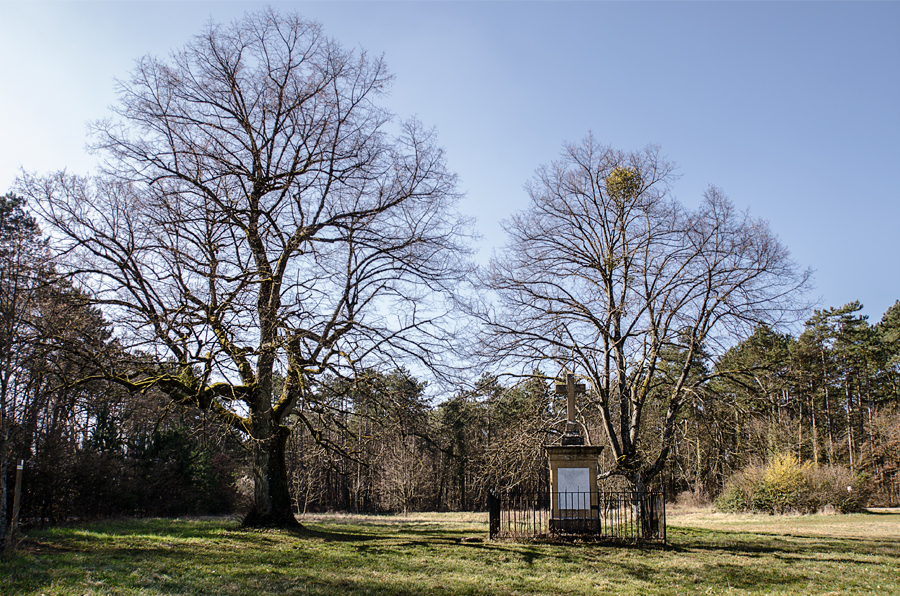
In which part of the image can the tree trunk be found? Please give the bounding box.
[821,349,835,463]
[242,422,298,528]
[809,385,819,466]
[845,374,855,471]
[459,466,467,511]
[0,409,7,547]
[694,419,702,494]
[628,471,661,540]
[797,387,803,460]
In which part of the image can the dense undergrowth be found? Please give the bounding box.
[715,453,870,514]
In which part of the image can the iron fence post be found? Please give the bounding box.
[488,489,500,539]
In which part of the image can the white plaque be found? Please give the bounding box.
[558,467,590,510]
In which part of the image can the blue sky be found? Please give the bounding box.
[2,1,898,325]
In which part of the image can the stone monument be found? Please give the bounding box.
[546,373,603,533]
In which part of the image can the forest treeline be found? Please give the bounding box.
[2,186,897,525]
[279,301,900,513]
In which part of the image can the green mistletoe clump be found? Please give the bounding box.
[605,167,642,199]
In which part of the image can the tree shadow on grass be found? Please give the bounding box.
[293,524,387,543]
[670,561,802,591]
[670,525,899,558]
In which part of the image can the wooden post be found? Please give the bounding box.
[9,460,23,537]
[4,459,23,551]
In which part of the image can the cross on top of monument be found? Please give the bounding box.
[555,372,585,446]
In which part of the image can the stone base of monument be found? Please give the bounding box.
[549,517,600,534]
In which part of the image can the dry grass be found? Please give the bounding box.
[296,510,486,526]
[1,509,897,595]
[669,506,900,540]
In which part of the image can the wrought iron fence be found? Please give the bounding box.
[488,490,666,542]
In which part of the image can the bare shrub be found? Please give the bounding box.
[715,464,766,513]
[806,465,870,514]
[675,490,710,510]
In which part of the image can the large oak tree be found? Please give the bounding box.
[20,10,472,527]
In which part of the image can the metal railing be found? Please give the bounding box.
[488,490,666,542]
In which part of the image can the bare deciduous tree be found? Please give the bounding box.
[20,10,472,527]
[475,136,811,493]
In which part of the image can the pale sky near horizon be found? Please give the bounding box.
[1,1,898,326]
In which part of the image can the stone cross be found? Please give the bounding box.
[556,373,585,443]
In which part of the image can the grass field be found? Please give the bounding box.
[1,508,897,595]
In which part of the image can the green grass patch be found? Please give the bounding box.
[2,510,897,595]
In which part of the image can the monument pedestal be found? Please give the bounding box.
[546,444,603,534]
